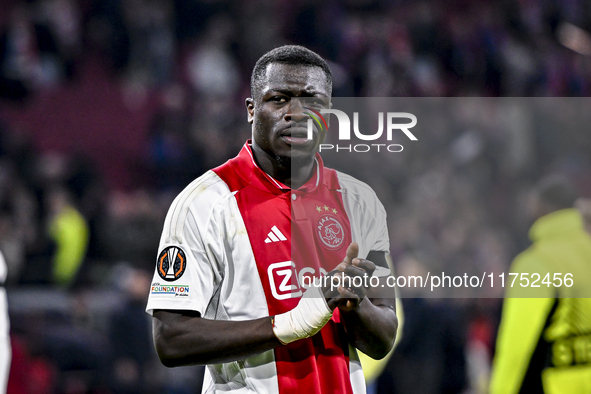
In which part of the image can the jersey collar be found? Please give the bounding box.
[234,140,324,194]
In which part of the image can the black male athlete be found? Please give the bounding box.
[147,45,397,393]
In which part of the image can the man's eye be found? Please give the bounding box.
[308,100,326,108]
[271,96,288,103]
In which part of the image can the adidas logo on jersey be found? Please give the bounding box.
[265,226,287,243]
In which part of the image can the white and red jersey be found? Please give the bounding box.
[146,141,390,394]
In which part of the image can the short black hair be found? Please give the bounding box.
[535,174,578,212]
[250,45,332,102]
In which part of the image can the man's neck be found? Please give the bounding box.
[250,144,315,189]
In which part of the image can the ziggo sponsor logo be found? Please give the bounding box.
[268,261,329,300]
[268,261,382,301]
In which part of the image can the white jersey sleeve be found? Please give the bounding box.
[337,171,391,274]
[146,171,229,316]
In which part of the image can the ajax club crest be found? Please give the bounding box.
[316,214,345,250]
[157,246,187,281]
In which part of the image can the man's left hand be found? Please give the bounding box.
[325,242,376,312]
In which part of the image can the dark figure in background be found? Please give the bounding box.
[378,298,467,394]
[109,268,159,394]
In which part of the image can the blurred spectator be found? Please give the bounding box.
[465,306,496,394]
[108,265,205,393]
[0,132,36,284]
[575,198,591,235]
[0,250,9,394]
[185,15,240,98]
[146,83,205,192]
[7,335,55,394]
[38,0,82,80]
[96,190,163,271]
[85,0,130,74]
[40,308,112,393]
[46,187,89,288]
[0,2,64,100]
[379,297,467,394]
[122,0,175,86]
[108,266,158,394]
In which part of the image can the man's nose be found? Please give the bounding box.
[286,100,308,122]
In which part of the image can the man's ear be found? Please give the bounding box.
[246,98,255,124]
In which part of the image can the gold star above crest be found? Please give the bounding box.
[324,205,329,211]
[316,206,322,212]
[332,208,338,214]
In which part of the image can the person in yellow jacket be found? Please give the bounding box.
[47,187,89,288]
[490,175,591,394]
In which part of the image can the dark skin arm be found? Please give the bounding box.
[153,243,397,366]
[152,311,280,367]
[152,292,357,367]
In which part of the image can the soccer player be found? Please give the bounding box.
[146,45,398,393]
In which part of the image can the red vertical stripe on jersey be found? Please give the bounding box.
[213,144,354,394]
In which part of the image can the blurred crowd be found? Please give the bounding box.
[1,0,591,393]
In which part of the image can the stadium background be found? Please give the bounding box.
[1,0,591,393]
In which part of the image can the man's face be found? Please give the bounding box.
[247,63,331,165]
